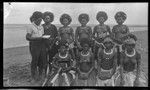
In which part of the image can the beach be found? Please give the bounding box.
[3,24,148,86]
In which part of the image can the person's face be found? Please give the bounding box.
[82,44,89,51]
[34,18,42,26]
[62,18,69,26]
[125,44,135,52]
[104,42,114,49]
[44,15,51,23]
[60,46,67,54]
[116,16,125,24]
[98,17,105,24]
[80,18,88,26]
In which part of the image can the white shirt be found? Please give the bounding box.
[27,22,44,37]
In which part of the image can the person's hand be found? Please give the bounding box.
[134,78,140,86]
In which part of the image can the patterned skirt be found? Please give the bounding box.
[114,67,148,87]
[73,68,97,86]
[96,68,115,86]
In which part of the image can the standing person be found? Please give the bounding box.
[74,39,96,86]
[42,11,58,78]
[112,11,130,66]
[58,14,75,62]
[75,13,93,53]
[93,11,111,60]
[96,36,118,86]
[26,11,47,82]
[115,34,147,86]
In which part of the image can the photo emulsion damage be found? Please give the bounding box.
[3,2,148,87]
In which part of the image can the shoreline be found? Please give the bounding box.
[3,30,148,50]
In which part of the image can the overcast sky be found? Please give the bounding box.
[4,2,148,25]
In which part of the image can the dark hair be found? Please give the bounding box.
[58,40,68,49]
[96,11,108,22]
[42,11,54,22]
[115,11,127,20]
[30,11,43,22]
[78,13,89,23]
[80,38,91,47]
[60,14,72,25]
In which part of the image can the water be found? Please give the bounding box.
[3,24,148,49]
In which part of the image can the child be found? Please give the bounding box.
[58,13,75,61]
[115,34,147,86]
[51,40,76,86]
[74,39,96,86]
[93,11,111,60]
[75,13,93,52]
[112,11,130,66]
[96,36,118,86]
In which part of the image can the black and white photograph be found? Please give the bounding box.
[3,2,148,87]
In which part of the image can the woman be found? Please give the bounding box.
[96,36,118,86]
[42,11,58,79]
[74,39,96,86]
[114,34,148,86]
[26,11,47,82]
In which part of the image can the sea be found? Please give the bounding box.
[3,24,148,49]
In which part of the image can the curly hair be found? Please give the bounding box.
[60,14,72,25]
[78,13,89,23]
[96,11,108,22]
[30,11,43,22]
[80,38,91,47]
[115,11,127,20]
[42,11,54,22]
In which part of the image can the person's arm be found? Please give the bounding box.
[26,28,43,42]
[120,52,124,86]
[97,48,102,69]
[112,48,117,74]
[92,26,97,40]
[70,27,75,42]
[52,54,59,69]
[88,26,93,40]
[106,25,112,35]
[75,27,81,48]
[136,52,141,80]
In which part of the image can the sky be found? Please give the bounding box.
[4,2,148,25]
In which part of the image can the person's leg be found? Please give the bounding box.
[30,44,41,80]
[87,68,97,86]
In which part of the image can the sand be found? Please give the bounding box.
[3,30,148,87]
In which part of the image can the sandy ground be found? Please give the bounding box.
[3,30,148,87]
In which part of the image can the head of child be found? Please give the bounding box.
[124,39,136,53]
[115,11,127,25]
[96,11,108,25]
[30,11,43,26]
[80,39,90,52]
[60,14,72,26]
[103,37,115,50]
[58,41,68,55]
[42,11,54,24]
[78,13,89,26]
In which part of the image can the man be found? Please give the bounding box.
[26,11,46,82]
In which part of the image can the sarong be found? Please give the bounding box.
[114,68,148,86]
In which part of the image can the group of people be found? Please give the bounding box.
[26,11,147,86]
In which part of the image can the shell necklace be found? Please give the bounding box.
[125,49,136,57]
